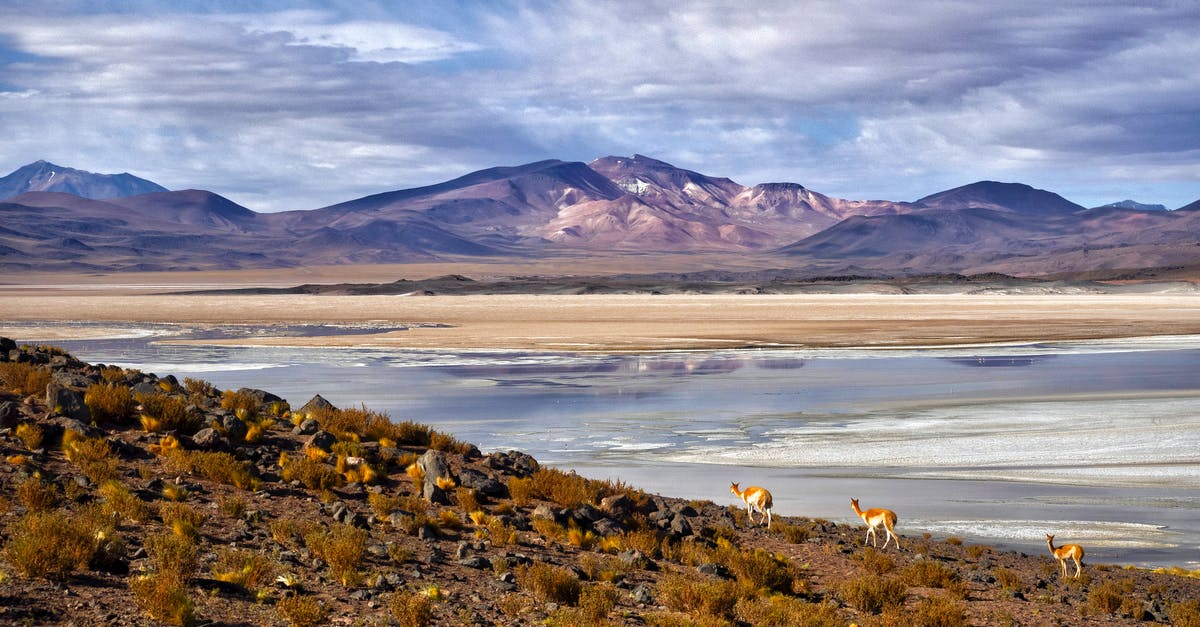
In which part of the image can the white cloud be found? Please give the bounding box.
[0,1,1196,211]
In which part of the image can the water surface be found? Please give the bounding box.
[11,321,1200,568]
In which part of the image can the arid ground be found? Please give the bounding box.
[5,290,1200,352]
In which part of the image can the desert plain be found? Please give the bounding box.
[3,266,1200,352]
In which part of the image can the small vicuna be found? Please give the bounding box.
[730,482,773,528]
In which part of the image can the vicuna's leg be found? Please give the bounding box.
[1059,559,1068,578]
[765,508,771,529]
[1073,556,1082,578]
[884,521,900,550]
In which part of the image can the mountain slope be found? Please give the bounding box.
[0,160,168,200]
[2,158,1198,275]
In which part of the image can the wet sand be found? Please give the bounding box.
[4,291,1200,351]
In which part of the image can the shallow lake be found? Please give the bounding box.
[14,322,1200,568]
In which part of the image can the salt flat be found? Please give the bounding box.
[4,290,1200,352]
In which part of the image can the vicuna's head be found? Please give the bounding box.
[730,482,739,495]
[1046,533,1055,543]
[850,498,859,508]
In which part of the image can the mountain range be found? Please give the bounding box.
[1,156,1198,276]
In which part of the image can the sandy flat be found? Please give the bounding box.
[5,291,1200,352]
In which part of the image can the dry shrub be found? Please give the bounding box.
[389,589,435,627]
[456,487,480,514]
[1169,599,1200,627]
[507,476,534,506]
[271,519,320,549]
[136,391,202,434]
[100,480,149,523]
[965,544,988,558]
[14,423,44,450]
[0,362,51,396]
[945,536,963,546]
[129,572,195,626]
[368,492,402,518]
[546,583,619,625]
[856,546,896,574]
[159,502,207,540]
[3,510,100,579]
[773,520,812,544]
[305,523,367,587]
[910,595,968,627]
[182,377,216,400]
[62,430,119,484]
[211,547,278,592]
[217,495,247,520]
[220,389,262,420]
[993,567,1025,592]
[619,528,663,558]
[837,574,908,614]
[733,596,844,627]
[281,457,343,491]
[656,572,741,620]
[516,562,583,605]
[486,517,519,547]
[84,382,136,423]
[275,594,328,627]
[725,547,800,594]
[388,542,416,564]
[165,449,258,490]
[99,365,130,383]
[16,476,60,512]
[1087,579,1134,614]
[902,559,961,590]
[578,553,630,583]
[529,467,599,508]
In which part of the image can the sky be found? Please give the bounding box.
[1,0,1198,213]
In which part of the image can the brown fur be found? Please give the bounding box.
[1046,533,1084,578]
[850,498,901,550]
[730,482,773,528]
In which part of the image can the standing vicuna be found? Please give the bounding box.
[730,482,773,528]
[1046,533,1084,579]
[850,498,901,550]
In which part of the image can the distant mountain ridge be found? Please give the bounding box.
[1,158,1198,276]
[0,160,167,200]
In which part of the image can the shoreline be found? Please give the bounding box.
[5,292,1200,352]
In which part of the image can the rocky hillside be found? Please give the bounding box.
[2,338,1200,626]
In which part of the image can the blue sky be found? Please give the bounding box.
[1,1,1197,212]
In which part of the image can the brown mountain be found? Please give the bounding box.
[1,158,1197,276]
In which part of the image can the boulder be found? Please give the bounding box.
[46,383,90,423]
[297,394,336,417]
[304,430,337,453]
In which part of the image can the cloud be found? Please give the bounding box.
[0,1,1196,211]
